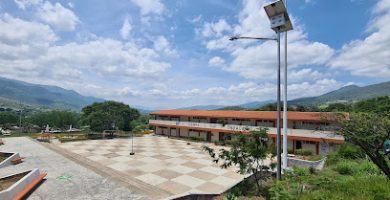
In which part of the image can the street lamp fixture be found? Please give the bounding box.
[229,36,277,41]
[264,0,293,33]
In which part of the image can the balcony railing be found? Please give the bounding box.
[149,119,344,141]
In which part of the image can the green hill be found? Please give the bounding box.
[0,77,104,111]
[289,81,390,106]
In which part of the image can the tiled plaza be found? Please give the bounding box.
[56,135,249,199]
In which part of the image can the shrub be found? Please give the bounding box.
[338,143,365,159]
[287,147,294,154]
[293,166,309,177]
[325,151,341,166]
[356,160,381,176]
[269,181,293,200]
[334,161,359,175]
[295,149,312,156]
[309,166,317,174]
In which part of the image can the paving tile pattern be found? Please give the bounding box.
[57,135,246,198]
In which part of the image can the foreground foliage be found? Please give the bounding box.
[203,129,272,195]
[338,112,390,178]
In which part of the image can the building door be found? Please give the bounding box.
[207,132,212,142]
[219,132,224,141]
[296,140,302,149]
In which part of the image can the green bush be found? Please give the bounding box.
[334,161,359,175]
[293,166,309,177]
[287,147,294,154]
[295,149,312,156]
[356,160,381,176]
[338,143,365,159]
[269,181,293,200]
[325,151,341,166]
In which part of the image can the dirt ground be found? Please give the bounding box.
[0,172,28,191]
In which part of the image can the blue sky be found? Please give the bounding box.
[0,0,389,109]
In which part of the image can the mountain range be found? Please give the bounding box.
[0,76,389,112]
[0,77,103,111]
[176,100,274,110]
[289,81,390,106]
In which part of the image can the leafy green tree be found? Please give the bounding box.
[338,112,390,179]
[27,111,80,129]
[323,103,352,112]
[0,112,18,125]
[132,124,149,133]
[353,96,390,116]
[203,128,271,194]
[130,114,151,131]
[81,101,140,132]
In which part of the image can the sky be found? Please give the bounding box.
[0,0,389,110]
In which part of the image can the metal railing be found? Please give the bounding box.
[149,119,344,140]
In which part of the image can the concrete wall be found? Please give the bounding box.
[0,152,19,168]
[0,169,40,200]
[302,142,317,154]
[170,128,178,137]
[179,128,189,137]
[211,132,219,142]
[287,158,325,170]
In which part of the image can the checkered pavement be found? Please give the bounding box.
[57,135,247,198]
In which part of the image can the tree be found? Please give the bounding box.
[323,103,352,112]
[353,96,390,117]
[130,114,151,131]
[338,112,390,179]
[81,101,140,132]
[0,112,18,126]
[27,111,80,129]
[203,128,271,194]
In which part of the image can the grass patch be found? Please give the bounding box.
[0,155,6,163]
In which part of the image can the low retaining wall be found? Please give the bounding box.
[0,152,20,168]
[0,169,40,200]
[287,157,326,169]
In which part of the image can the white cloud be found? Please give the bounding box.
[13,0,42,10]
[201,19,232,38]
[0,14,56,61]
[120,17,132,39]
[0,15,171,98]
[330,0,390,78]
[191,15,202,23]
[130,0,165,15]
[289,68,327,81]
[141,78,341,108]
[36,1,79,31]
[208,56,226,68]
[201,0,334,80]
[153,36,177,56]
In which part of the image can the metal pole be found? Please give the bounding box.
[282,0,288,171]
[19,101,22,136]
[276,32,282,181]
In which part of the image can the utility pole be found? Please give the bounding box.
[19,100,23,136]
[282,0,289,171]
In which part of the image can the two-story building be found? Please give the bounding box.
[149,110,346,155]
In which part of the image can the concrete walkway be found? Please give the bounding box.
[0,137,147,200]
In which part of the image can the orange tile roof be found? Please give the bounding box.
[150,110,348,121]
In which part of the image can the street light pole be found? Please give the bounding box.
[276,32,282,180]
[282,0,289,170]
